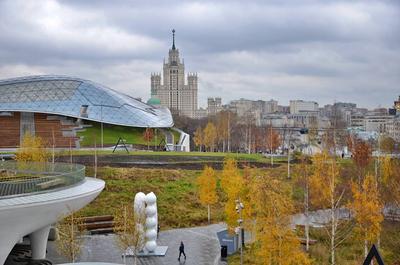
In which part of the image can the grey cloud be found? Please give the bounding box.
[0,0,399,108]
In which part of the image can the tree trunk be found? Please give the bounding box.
[330,168,336,265]
[208,204,211,224]
[305,182,310,252]
[331,207,335,265]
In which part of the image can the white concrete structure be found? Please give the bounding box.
[172,128,190,152]
[0,171,104,264]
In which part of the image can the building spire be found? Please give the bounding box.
[172,29,176,50]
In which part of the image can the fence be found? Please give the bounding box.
[0,161,85,198]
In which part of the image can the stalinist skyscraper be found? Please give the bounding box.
[150,30,198,118]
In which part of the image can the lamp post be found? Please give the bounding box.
[100,105,104,149]
[235,199,244,265]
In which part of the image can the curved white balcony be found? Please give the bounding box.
[0,162,105,265]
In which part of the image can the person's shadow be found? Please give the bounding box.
[178,259,186,264]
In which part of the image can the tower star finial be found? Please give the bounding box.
[172,29,176,50]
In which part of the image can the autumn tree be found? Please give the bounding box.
[309,152,351,265]
[351,138,372,184]
[193,126,204,152]
[266,125,281,165]
[380,135,395,154]
[250,176,311,265]
[380,156,400,209]
[114,204,146,265]
[197,166,218,223]
[143,128,154,150]
[220,158,244,231]
[56,210,85,263]
[16,133,49,162]
[381,155,393,186]
[349,174,383,258]
[203,122,217,152]
[295,155,312,252]
[215,111,230,152]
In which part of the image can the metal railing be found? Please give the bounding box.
[0,161,85,198]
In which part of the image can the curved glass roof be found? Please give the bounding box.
[0,75,173,128]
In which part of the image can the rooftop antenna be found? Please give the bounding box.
[172,29,176,50]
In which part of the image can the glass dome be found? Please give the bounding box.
[0,75,173,128]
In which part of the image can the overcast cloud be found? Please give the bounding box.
[0,0,399,108]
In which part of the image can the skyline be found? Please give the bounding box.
[0,0,399,109]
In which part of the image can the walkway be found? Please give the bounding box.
[47,224,227,265]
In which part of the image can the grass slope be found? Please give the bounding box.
[77,123,164,147]
[80,166,224,229]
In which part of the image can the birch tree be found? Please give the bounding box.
[309,152,351,265]
[203,122,217,152]
[114,204,146,265]
[193,126,204,152]
[250,176,311,265]
[56,211,85,263]
[15,133,50,162]
[197,165,218,223]
[220,158,243,231]
[349,174,383,258]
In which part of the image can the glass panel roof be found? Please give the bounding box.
[0,75,173,128]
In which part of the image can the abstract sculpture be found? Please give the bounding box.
[133,192,161,254]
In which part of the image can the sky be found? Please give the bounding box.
[0,0,399,109]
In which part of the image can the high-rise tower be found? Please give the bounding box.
[150,30,198,118]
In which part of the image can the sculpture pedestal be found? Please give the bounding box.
[123,246,169,257]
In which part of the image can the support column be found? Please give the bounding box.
[29,225,50,260]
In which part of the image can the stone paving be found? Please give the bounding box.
[47,223,228,265]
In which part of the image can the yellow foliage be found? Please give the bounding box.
[113,204,146,258]
[193,126,204,149]
[241,166,255,226]
[15,133,49,162]
[197,166,218,206]
[220,158,244,230]
[349,174,383,245]
[381,155,393,185]
[203,122,217,151]
[221,158,243,197]
[309,152,340,208]
[251,176,310,265]
[56,211,85,262]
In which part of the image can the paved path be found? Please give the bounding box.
[47,224,227,265]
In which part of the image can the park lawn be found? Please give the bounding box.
[77,122,165,147]
[79,166,225,229]
[65,149,282,163]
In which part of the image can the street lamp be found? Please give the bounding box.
[235,199,244,265]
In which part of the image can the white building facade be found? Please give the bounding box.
[150,30,198,118]
[290,100,319,114]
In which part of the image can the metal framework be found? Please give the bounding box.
[0,75,173,128]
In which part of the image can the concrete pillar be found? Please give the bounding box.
[29,225,50,260]
[0,242,16,265]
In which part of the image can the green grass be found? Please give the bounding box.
[77,122,164,147]
[79,167,225,229]
[64,149,285,163]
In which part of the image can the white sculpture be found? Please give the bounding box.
[133,192,159,253]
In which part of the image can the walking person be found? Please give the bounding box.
[178,241,186,261]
